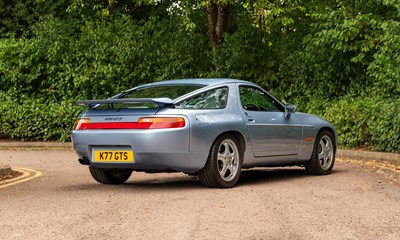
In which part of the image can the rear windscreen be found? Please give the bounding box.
[121,85,204,99]
[96,84,205,110]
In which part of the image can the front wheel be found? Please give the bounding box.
[305,130,335,175]
[89,167,132,184]
[198,134,243,188]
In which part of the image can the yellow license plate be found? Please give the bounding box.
[93,150,134,162]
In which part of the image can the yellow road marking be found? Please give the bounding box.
[0,168,43,189]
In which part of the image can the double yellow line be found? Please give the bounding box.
[0,168,43,189]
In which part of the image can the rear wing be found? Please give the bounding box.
[77,98,174,109]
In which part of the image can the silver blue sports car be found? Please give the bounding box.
[72,78,337,188]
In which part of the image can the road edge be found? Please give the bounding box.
[338,149,400,165]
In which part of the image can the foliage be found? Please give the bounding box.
[0,15,209,101]
[322,97,400,152]
[0,93,81,141]
[0,0,399,151]
[0,0,71,38]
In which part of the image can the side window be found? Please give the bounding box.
[239,86,282,112]
[175,87,228,109]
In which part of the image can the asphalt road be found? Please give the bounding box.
[0,149,399,240]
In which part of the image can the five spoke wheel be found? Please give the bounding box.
[199,134,243,188]
[305,130,336,175]
[318,135,334,171]
[217,139,240,182]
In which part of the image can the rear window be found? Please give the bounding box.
[121,85,204,99]
[96,84,204,110]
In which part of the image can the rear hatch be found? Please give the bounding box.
[72,98,189,167]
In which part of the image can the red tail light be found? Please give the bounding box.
[73,117,185,130]
[137,117,185,129]
[73,118,90,130]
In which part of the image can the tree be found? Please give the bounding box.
[205,0,231,48]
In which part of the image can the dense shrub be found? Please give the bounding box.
[310,97,400,152]
[0,94,81,141]
[0,15,209,100]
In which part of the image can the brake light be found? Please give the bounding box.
[73,118,90,130]
[73,117,185,130]
[137,117,185,129]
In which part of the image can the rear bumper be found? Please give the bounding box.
[76,152,208,173]
[71,128,209,173]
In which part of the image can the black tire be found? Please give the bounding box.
[89,167,132,184]
[305,130,335,175]
[198,134,243,188]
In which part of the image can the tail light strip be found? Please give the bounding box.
[73,117,185,130]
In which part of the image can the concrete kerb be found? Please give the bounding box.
[338,149,400,165]
[0,141,72,149]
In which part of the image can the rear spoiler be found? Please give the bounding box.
[77,98,174,109]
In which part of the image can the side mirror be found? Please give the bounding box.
[284,103,296,119]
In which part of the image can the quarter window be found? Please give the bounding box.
[175,87,228,109]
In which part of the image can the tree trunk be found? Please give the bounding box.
[206,0,230,49]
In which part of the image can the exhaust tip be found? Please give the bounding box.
[78,158,90,165]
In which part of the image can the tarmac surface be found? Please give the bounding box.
[0,147,399,240]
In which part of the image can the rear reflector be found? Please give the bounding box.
[73,117,185,130]
[87,122,138,129]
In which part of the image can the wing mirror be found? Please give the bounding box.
[284,103,297,119]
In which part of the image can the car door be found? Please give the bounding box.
[239,85,302,157]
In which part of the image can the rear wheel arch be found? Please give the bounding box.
[212,131,246,154]
[199,132,244,188]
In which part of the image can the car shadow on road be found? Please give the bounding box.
[238,168,309,186]
[63,174,202,191]
[124,175,201,189]
[64,167,342,191]
[239,167,344,186]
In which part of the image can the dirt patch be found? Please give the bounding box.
[338,157,400,186]
[0,170,23,181]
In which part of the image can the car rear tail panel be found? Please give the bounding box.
[71,106,204,172]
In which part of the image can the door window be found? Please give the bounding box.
[239,86,283,112]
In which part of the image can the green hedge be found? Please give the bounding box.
[0,95,81,141]
[312,97,400,152]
